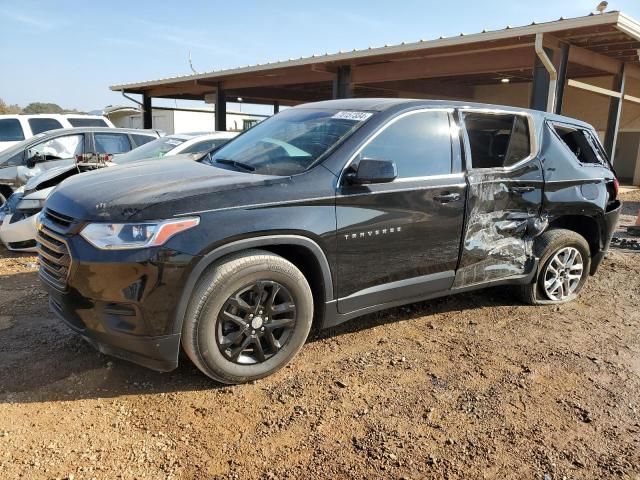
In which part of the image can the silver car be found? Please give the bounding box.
[0,127,161,205]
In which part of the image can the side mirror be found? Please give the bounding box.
[347,158,397,185]
[26,151,44,169]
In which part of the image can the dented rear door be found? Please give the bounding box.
[453,110,544,288]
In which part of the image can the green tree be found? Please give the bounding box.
[23,102,64,114]
[0,98,22,114]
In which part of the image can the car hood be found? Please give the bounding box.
[46,158,287,222]
[24,164,77,191]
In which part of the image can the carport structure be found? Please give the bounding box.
[111,11,640,168]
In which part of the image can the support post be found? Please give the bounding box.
[215,85,226,131]
[333,65,352,99]
[274,101,280,114]
[554,43,570,114]
[142,93,152,129]
[604,64,626,163]
[530,44,555,111]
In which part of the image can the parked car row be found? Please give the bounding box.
[0,131,237,251]
[25,98,620,385]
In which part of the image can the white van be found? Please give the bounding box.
[0,114,115,152]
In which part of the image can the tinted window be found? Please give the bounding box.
[5,151,24,166]
[181,138,230,154]
[464,113,531,169]
[0,119,25,141]
[67,118,108,127]
[553,125,604,165]
[28,118,63,135]
[131,134,157,147]
[94,133,131,154]
[29,134,84,161]
[359,111,452,178]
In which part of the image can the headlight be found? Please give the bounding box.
[80,217,199,250]
[16,198,46,211]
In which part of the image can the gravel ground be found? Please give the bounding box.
[0,192,639,479]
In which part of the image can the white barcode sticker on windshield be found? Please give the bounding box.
[332,111,372,121]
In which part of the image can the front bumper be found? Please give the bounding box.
[0,211,39,252]
[37,213,198,372]
[49,294,181,371]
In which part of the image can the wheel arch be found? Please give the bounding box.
[172,235,334,336]
[546,214,600,259]
[0,184,13,201]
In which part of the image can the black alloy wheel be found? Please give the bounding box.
[217,280,297,364]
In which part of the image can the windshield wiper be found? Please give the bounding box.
[214,158,255,172]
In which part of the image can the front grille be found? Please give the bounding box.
[37,225,72,291]
[43,208,74,229]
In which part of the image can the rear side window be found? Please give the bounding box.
[464,113,531,168]
[67,118,108,127]
[131,134,156,147]
[552,124,605,165]
[0,119,25,141]
[181,138,230,154]
[94,133,132,154]
[28,118,63,135]
[359,110,453,178]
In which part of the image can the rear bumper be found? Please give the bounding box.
[49,294,181,372]
[591,200,622,274]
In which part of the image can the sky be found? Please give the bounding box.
[2,0,640,114]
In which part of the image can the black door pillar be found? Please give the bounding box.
[142,93,152,129]
[530,47,554,111]
[274,101,280,114]
[215,85,227,131]
[604,64,626,163]
[554,43,570,115]
[333,66,352,99]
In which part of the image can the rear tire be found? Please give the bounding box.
[181,249,313,384]
[519,229,591,305]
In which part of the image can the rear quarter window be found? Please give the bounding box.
[0,119,25,141]
[131,134,157,147]
[28,118,63,135]
[551,124,606,165]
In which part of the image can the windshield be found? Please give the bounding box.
[115,136,186,164]
[207,108,373,175]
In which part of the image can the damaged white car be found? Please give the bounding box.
[0,132,239,252]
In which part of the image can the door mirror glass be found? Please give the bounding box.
[348,158,397,184]
[26,151,45,168]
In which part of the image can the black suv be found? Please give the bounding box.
[37,99,621,384]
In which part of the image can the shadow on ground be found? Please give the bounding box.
[0,263,521,404]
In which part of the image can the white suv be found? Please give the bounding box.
[0,114,115,152]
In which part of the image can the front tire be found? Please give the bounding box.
[181,249,313,384]
[519,229,591,305]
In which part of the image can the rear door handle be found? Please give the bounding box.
[434,192,461,203]
[509,186,535,194]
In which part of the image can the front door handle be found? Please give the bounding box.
[509,186,536,194]
[434,192,461,203]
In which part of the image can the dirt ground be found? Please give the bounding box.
[0,193,639,480]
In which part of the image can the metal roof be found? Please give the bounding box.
[111,11,640,92]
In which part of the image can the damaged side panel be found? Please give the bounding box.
[453,161,545,288]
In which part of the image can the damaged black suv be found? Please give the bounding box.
[38,99,621,384]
